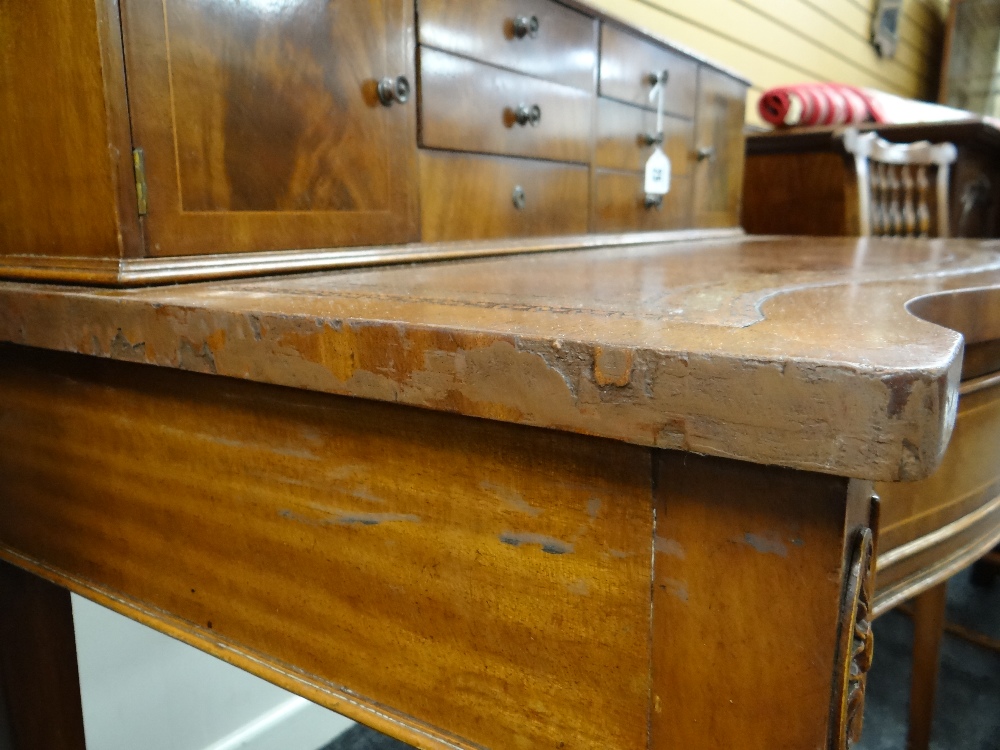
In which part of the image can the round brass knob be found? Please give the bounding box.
[697,146,716,162]
[514,104,542,127]
[646,70,670,87]
[513,15,540,38]
[512,185,526,210]
[377,75,410,107]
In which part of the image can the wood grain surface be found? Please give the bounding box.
[693,67,747,228]
[120,0,420,255]
[599,23,698,117]
[650,452,873,749]
[418,48,593,163]
[1,236,991,481]
[0,0,138,261]
[0,346,653,750]
[417,0,598,91]
[594,97,693,176]
[592,170,692,232]
[419,151,590,241]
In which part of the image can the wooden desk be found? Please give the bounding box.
[3,235,1000,749]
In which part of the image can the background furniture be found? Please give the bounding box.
[841,128,957,237]
[744,120,1000,238]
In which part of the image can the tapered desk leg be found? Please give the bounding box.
[650,451,876,750]
[907,582,948,750]
[0,561,87,750]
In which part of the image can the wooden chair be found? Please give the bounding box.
[841,128,958,238]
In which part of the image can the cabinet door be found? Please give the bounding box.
[121,0,418,257]
[693,68,747,228]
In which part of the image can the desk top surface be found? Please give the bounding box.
[5,234,1000,481]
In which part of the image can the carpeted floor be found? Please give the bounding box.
[318,569,1000,750]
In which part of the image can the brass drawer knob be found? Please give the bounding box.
[641,132,664,147]
[644,194,663,210]
[512,15,540,39]
[646,70,670,87]
[514,104,542,127]
[377,75,410,107]
[697,145,716,162]
[512,185,527,210]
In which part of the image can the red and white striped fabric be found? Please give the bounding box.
[758,84,885,127]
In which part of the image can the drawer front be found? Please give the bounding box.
[420,151,589,241]
[418,0,597,91]
[693,67,747,228]
[592,170,692,233]
[121,0,419,257]
[599,24,697,118]
[419,48,593,163]
[595,98,693,176]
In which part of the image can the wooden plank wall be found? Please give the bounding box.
[587,0,950,126]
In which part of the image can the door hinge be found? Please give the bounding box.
[132,148,148,216]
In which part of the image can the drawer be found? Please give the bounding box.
[418,0,597,91]
[592,170,691,233]
[599,24,697,118]
[595,98,694,176]
[419,47,593,163]
[693,67,747,228]
[420,151,589,241]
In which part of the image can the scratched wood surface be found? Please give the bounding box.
[0,346,653,750]
[4,236,998,481]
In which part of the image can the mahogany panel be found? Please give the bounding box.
[420,150,589,241]
[594,97,694,176]
[418,48,593,163]
[120,0,419,256]
[651,451,874,749]
[693,67,747,228]
[0,0,137,260]
[417,0,597,91]
[0,346,653,750]
[742,151,856,236]
[599,23,698,117]
[592,170,692,232]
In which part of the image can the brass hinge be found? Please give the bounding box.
[132,148,148,216]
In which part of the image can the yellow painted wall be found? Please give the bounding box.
[586,0,950,126]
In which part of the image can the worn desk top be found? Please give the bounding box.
[4,235,1000,481]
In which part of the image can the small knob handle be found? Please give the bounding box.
[641,132,664,147]
[644,194,663,210]
[646,70,670,87]
[514,104,542,127]
[377,75,410,106]
[512,185,526,210]
[697,146,716,162]
[512,15,540,38]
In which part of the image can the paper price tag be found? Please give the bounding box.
[644,148,671,195]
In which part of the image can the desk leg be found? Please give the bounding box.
[0,561,87,750]
[906,582,947,750]
[650,451,875,750]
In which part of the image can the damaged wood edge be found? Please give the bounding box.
[0,550,478,750]
[0,228,745,287]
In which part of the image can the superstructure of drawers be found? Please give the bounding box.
[0,0,750,284]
